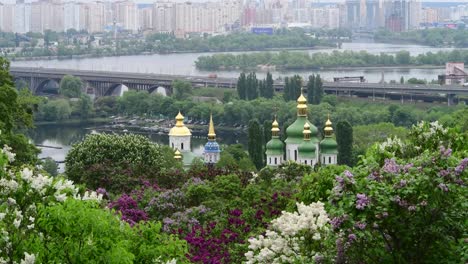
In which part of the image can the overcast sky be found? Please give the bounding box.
[3,0,468,4]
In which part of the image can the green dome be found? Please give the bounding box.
[285,117,319,144]
[266,138,284,156]
[320,138,338,154]
[298,140,316,158]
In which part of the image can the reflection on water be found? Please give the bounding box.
[29,123,245,172]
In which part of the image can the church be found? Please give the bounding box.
[265,93,338,167]
[169,92,337,168]
[169,111,220,167]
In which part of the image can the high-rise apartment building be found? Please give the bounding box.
[1,4,15,32]
[152,2,176,32]
[114,1,138,32]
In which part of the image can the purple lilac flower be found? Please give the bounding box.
[383,158,400,174]
[367,171,381,181]
[408,205,417,211]
[354,221,366,230]
[96,188,109,198]
[455,158,468,175]
[348,233,357,242]
[314,254,324,263]
[356,193,370,210]
[399,180,407,188]
[438,183,449,192]
[420,200,427,206]
[382,212,389,218]
[336,238,345,262]
[344,170,354,178]
[439,169,450,177]
[330,217,344,230]
[439,146,452,157]
[403,163,413,173]
[454,179,464,186]
[335,176,345,186]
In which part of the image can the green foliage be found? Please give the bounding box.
[42,157,58,176]
[77,94,94,119]
[248,119,264,170]
[374,28,468,48]
[296,165,348,204]
[59,75,83,98]
[172,79,193,101]
[37,99,72,121]
[65,134,175,193]
[353,122,407,156]
[336,120,354,166]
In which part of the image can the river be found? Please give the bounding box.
[11,42,461,83]
[30,123,245,172]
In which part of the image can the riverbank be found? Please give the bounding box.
[7,45,335,62]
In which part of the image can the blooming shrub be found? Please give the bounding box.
[245,202,331,263]
[65,134,178,193]
[327,121,468,263]
[0,144,102,263]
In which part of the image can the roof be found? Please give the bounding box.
[285,116,319,144]
[298,140,316,158]
[320,137,338,154]
[204,141,221,153]
[266,138,284,156]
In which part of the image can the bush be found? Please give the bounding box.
[65,133,176,194]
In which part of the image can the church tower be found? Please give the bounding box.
[298,123,317,166]
[320,116,338,165]
[169,111,191,153]
[285,93,319,162]
[203,114,221,165]
[265,117,285,167]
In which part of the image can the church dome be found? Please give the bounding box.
[286,117,318,144]
[169,111,192,136]
[204,141,220,153]
[320,138,338,154]
[266,138,284,155]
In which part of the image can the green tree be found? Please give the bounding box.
[283,77,290,101]
[172,79,193,100]
[336,120,353,166]
[248,119,263,170]
[400,76,405,84]
[246,72,258,100]
[78,94,93,119]
[59,75,83,98]
[307,74,315,104]
[42,157,58,176]
[65,134,176,193]
[265,72,274,99]
[395,51,411,64]
[237,72,247,100]
[313,74,323,104]
[289,75,302,101]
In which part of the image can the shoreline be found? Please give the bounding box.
[197,64,445,72]
[7,45,335,62]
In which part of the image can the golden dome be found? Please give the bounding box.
[303,122,311,140]
[297,93,307,103]
[324,115,334,136]
[271,118,280,132]
[174,149,182,160]
[296,93,308,116]
[169,111,192,136]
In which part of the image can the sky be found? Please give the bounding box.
[2,0,468,4]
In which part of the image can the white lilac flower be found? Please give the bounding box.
[21,168,33,182]
[27,224,34,230]
[30,174,53,193]
[20,252,35,264]
[13,219,21,228]
[0,178,19,191]
[81,191,103,202]
[7,198,16,205]
[55,193,67,202]
[0,213,5,220]
[2,145,16,162]
[165,259,177,264]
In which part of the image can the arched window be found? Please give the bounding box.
[294,150,297,161]
[172,143,174,148]
[305,160,307,165]
[269,157,271,164]
[323,157,325,163]
[329,157,331,163]
[275,157,277,164]
[181,143,184,150]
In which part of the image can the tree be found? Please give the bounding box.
[336,120,353,166]
[258,80,266,98]
[78,94,93,119]
[395,51,411,64]
[400,76,405,84]
[289,75,302,101]
[246,72,258,100]
[283,77,290,101]
[172,79,193,100]
[248,119,263,170]
[65,134,176,193]
[42,157,58,176]
[0,57,39,165]
[237,72,247,100]
[59,75,83,98]
[313,74,323,104]
[307,74,315,104]
[265,72,274,98]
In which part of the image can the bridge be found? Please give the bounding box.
[9,67,468,105]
